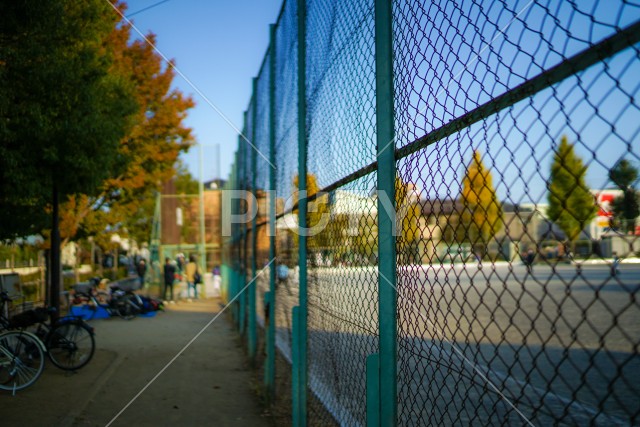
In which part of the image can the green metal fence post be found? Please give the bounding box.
[232,146,239,324]
[239,273,246,333]
[264,290,272,385]
[292,306,301,427]
[235,140,242,329]
[367,354,381,427]
[249,80,258,362]
[375,0,397,425]
[266,23,277,401]
[239,130,246,335]
[232,259,236,317]
[295,0,308,424]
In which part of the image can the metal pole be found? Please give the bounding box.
[233,146,240,322]
[249,79,258,362]
[296,0,308,424]
[267,24,277,401]
[240,127,247,335]
[198,143,206,289]
[375,0,397,425]
[216,143,221,183]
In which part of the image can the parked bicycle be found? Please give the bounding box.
[72,277,143,321]
[0,291,95,371]
[0,329,46,393]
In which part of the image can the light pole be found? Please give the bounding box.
[198,143,206,278]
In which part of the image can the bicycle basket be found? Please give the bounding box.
[9,307,49,328]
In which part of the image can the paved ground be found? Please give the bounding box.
[269,262,639,426]
[0,298,272,427]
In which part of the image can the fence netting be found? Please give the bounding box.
[273,0,299,363]
[254,40,272,329]
[304,0,379,424]
[223,0,640,425]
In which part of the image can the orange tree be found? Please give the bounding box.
[59,1,195,248]
[458,150,503,251]
[292,173,330,250]
[396,176,422,264]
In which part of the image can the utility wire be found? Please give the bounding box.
[126,0,171,18]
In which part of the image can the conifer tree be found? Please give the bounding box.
[609,159,639,233]
[0,0,137,239]
[547,136,597,248]
[459,150,503,246]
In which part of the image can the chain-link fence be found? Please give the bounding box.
[221,0,640,425]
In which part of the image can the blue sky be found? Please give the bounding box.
[123,0,282,182]
[123,0,639,203]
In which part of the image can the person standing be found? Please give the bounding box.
[212,265,221,296]
[185,255,199,301]
[526,249,535,274]
[611,251,620,277]
[176,253,186,272]
[163,257,176,303]
[136,258,147,288]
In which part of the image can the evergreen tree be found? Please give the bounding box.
[547,136,597,247]
[458,150,503,247]
[0,0,137,239]
[609,159,639,233]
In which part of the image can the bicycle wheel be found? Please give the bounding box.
[47,320,95,371]
[0,331,45,392]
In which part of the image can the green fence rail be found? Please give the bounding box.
[221,0,640,425]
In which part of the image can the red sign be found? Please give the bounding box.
[595,191,621,217]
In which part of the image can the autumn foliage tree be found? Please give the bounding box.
[396,176,422,264]
[354,215,378,261]
[59,1,195,247]
[292,173,330,249]
[547,136,597,249]
[458,150,503,248]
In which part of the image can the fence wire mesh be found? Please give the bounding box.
[393,0,640,425]
[254,47,272,329]
[223,0,640,425]
[306,0,377,187]
[304,0,379,424]
[273,0,300,363]
[307,175,379,426]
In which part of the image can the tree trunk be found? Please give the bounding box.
[50,184,61,321]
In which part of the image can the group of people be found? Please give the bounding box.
[162,254,200,303]
[162,254,221,302]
